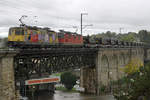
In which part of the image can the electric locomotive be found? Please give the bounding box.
[8,25,83,48]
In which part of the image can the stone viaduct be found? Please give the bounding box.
[0,47,150,100]
[80,47,150,95]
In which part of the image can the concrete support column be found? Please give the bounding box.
[96,51,101,95]
[0,51,17,100]
[80,67,97,94]
[80,68,84,88]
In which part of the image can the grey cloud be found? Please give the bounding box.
[1,0,150,37]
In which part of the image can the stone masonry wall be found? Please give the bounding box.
[96,48,144,95]
[0,53,17,100]
[80,48,145,95]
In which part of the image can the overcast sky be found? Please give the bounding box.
[0,0,150,37]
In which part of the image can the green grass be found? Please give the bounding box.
[52,73,61,77]
[55,86,78,92]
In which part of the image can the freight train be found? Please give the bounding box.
[7,25,144,48]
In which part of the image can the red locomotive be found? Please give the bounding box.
[58,30,83,45]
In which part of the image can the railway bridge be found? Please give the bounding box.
[0,45,150,100]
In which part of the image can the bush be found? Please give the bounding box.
[60,72,77,90]
[113,63,150,100]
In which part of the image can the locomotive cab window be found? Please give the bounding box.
[15,29,24,35]
[15,29,20,35]
[21,29,24,35]
[9,29,12,35]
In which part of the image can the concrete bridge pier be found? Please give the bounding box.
[0,51,18,100]
[80,67,97,94]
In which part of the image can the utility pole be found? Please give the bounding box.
[119,27,123,34]
[81,13,88,35]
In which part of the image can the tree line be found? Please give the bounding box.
[90,30,150,43]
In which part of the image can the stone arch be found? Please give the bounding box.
[101,55,109,72]
[111,55,118,69]
[138,49,144,61]
[120,53,126,67]
[118,53,126,78]
[110,55,118,81]
[101,55,109,86]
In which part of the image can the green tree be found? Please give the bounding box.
[105,31,116,38]
[113,62,150,100]
[123,58,143,75]
[118,32,138,42]
[61,72,77,90]
[138,30,150,43]
[91,31,116,38]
